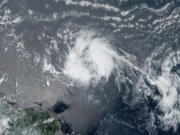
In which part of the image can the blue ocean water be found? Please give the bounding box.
[0,0,180,135]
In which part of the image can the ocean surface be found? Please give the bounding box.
[0,0,180,135]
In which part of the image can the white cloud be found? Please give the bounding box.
[63,31,118,85]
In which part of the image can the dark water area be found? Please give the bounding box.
[0,0,180,135]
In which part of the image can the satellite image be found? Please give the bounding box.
[0,0,180,135]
